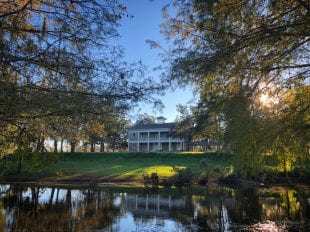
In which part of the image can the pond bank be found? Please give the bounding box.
[1,152,309,188]
[1,174,309,189]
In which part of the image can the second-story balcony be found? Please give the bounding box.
[129,137,138,141]
[128,130,183,142]
[129,136,183,142]
[160,136,169,141]
[139,137,149,142]
[148,136,158,141]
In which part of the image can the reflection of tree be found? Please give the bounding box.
[226,188,262,224]
[257,188,306,222]
[1,185,309,231]
[0,202,6,230]
[296,188,310,220]
[169,189,231,231]
[189,189,232,231]
[280,189,300,220]
[2,187,121,231]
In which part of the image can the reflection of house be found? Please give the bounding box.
[124,194,186,218]
[128,123,187,152]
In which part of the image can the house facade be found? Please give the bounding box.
[128,123,186,152]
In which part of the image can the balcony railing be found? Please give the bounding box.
[149,137,158,141]
[129,136,183,142]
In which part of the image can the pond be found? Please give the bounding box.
[0,184,309,231]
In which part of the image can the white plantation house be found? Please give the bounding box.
[128,122,187,152]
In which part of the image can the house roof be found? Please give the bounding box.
[128,122,176,130]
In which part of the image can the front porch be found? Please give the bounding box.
[128,142,184,152]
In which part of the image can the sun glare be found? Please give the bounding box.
[259,92,279,108]
[259,93,272,107]
[257,82,279,108]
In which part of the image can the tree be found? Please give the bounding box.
[105,118,129,152]
[269,86,310,176]
[136,113,156,124]
[0,1,162,156]
[161,0,309,89]
[173,105,197,150]
[159,0,309,177]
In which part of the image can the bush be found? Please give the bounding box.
[198,174,208,185]
[171,167,193,186]
[143,172,159,187]
[142,168,194,187]
[199,159,224,184]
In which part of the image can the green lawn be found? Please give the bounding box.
[1,152,232,182]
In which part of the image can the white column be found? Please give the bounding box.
[168,195,171,208]
[147,131,150,152]
[157,194,160,212]
[137,132,140,152]
[128,132,130,151]
[158,131,160,152]
[169,136,171,152]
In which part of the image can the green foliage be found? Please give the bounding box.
[0,0,161,158]
[159,0,309,179]
[136,113,156,124]
[24,152,63,174]
[143,172,159,187]
[144,167,194,187]
[1,152,63,176]
[171,167,194,186]
[200,159,224,183]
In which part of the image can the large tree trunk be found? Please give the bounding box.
[36,137,41,152]
[100,140,104,152]
[54,140,58,153]
[83,142,88,152]
[40,138,45,152]
[60,139,64,152]
[36,137,45,152]
[70,142,76,153]
[90,138,95,152]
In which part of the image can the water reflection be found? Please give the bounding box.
[0,184,309,231]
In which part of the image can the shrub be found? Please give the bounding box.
[171,167,193,186]
[160,178,173,188]
[199,159,224,183]
[143,172,159,187]
[198,174,208,185]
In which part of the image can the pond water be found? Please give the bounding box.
[0,184,309,231]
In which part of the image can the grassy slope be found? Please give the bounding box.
[2,152,232,182]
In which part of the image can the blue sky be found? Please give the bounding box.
[117,0,196,122]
